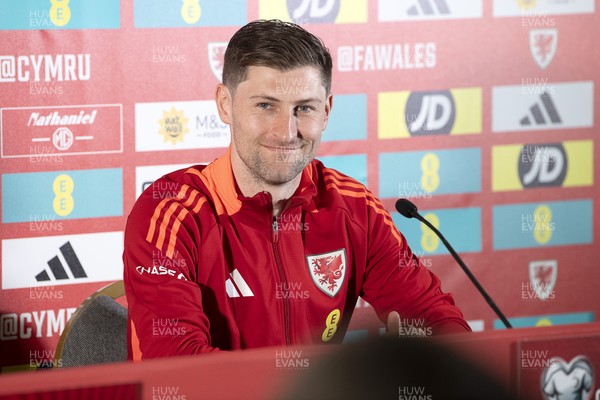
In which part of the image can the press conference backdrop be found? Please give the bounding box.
[0,0,597,372]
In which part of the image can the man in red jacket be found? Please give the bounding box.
[124,20,470,360]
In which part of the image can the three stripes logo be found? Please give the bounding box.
[520,93,561,126]
[225,269,254,298]
[35,241,87,282]
[406,0,450,16]
[379,0,482,21]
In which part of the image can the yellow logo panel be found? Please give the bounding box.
[259,0,367,24]
[492,140,593,191]
[378,88,481,139]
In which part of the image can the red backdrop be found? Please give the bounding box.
[0,0,597,371]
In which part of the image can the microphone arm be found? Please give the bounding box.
[396,199,512,329]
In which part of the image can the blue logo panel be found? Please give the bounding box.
[323,94,367,142]
[392,207,482,255]
[379,148,481,199]
[3,169,123,223]
[134,0,246,28]
[318,154,367,187]
[0,0,121,30]
[492,200,592,250]
[494,312,594,330]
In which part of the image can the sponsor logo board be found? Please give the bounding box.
[1,104,122,158]
[2,231,124,289]
[259,0,367,24]
[135,101,230,151]
[492,81,593,132]
[379,88,481,138]
[378,0,483,21]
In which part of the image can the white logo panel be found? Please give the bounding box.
[493,0,595,17]
[492,81,593,133]
[135,100,230,152]
[378,0,482,21]
[2,231,123,289]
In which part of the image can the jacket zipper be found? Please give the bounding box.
[272,214,291,345]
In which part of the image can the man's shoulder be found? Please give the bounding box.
[312,159,372,202]
[311,158,391,218]
[130,164,213,220]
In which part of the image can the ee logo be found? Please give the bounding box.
[321,309,340,342]
[533,205,553,245]
[421,213,440,253]
[53,174,74,217]
[50,0,71,27]
[181,0,201,24]
[420,153,440,193]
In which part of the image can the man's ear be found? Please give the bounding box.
[322,93,333,131]
[215,83,233,125]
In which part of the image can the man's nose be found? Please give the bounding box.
[275,109,298,140]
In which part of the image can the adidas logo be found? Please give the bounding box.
[225,269,254,298]
[520,93,562,126]
[35,241,88,282]
[407,0,450,16]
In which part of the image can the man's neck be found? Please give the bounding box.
[230,151,301,217]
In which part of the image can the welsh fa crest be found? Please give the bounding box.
[307,249,346,297]
[529,260,557,300]
[208,42,227,81]
[530,29,557,69]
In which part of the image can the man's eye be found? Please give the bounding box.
[296,105,313,113]
[257,103,271,110]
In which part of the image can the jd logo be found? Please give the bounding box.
[518,143,567,188]
[287,0,340,23]
[405,90,455,136]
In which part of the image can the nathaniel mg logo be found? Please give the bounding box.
[35,241,87,282]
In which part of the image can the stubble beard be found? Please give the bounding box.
[232,123,316,186]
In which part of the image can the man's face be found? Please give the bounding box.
[217,65,332,186]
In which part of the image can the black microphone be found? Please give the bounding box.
[395,198,512,329]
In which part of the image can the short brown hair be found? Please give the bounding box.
[222,19,333,94]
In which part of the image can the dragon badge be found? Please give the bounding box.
[307,249,346,297]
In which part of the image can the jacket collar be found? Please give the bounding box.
[197,145,318,217]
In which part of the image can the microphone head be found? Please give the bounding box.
[395,198,418,219]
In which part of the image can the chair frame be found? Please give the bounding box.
[54,280,125,367]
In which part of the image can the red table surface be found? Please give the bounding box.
[0,322,598,400]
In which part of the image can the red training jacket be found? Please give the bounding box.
[123,147,470,360]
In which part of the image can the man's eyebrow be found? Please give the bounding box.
[249,95,323,104]
[249,95,281,102]
[297,97,323,104]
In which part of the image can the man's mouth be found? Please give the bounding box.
[262,144,302,152]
